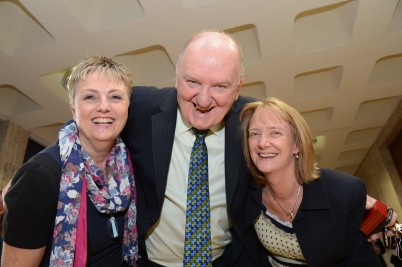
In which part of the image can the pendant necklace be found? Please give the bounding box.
[265,184,301,222]
[107,216,119,239]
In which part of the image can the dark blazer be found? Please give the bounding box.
[121,86,266,267]
[246,169,382,267]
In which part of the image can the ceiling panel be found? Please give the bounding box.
[0,0,401,174]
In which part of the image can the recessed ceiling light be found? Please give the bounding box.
[61,69,73,89]
[313,135,326,150]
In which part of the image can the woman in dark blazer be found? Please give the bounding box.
[240,97,382,266]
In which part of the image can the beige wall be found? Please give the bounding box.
[356,100,402,266]
[357,144,402,218]
[0,120,29,189]
[357,99,402,216]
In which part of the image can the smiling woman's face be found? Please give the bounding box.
[248,108,299,177]
[70,71,130,150]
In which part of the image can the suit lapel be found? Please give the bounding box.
[225,103,243,208]
[293,177,330,222]
[151,92,178,203]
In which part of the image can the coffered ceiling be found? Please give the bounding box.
[0,0,401,174]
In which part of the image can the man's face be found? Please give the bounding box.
[175,45,243,130]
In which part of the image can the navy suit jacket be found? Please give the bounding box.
[121,86,266,266]
[245,169,381,267]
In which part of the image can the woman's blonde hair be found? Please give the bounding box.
[67,55,133,104]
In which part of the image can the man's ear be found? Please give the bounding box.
[235,78,244,101]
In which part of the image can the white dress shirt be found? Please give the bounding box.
[146,109,232,266]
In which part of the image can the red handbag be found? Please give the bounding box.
[360,200,392,236]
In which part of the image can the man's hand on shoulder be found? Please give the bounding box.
[365,195,398,242]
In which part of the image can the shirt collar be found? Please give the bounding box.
[176,108,224,137]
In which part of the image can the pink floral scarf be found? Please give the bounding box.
[49,120,138,266]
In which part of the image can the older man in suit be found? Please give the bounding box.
[122,31,264,267]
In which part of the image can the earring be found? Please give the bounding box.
[295,153,299,159]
